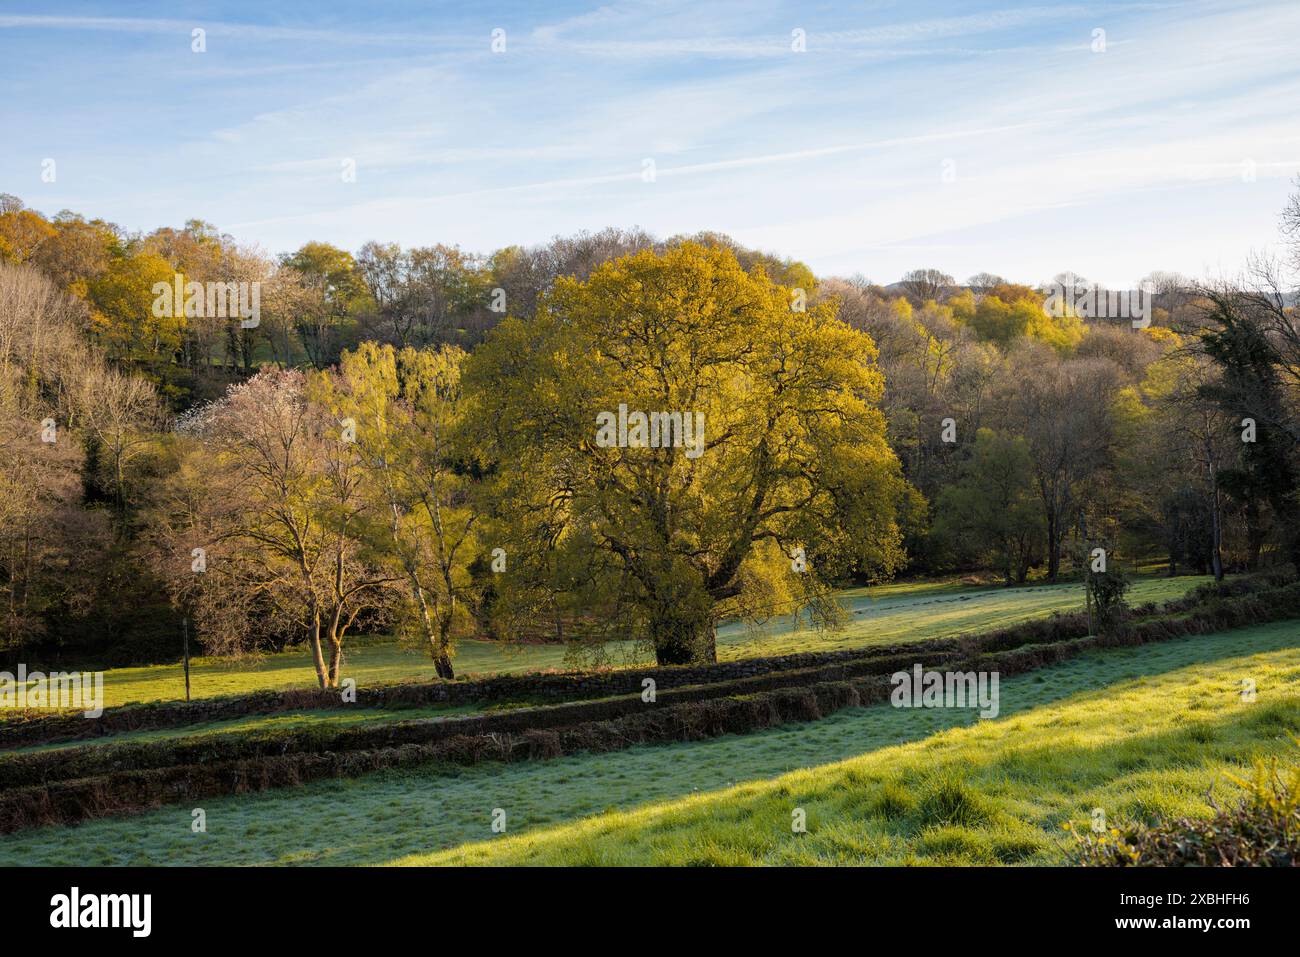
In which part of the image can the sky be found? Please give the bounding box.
[2,0,1299,287]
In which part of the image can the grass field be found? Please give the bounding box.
[3,615,1293,866]
[423,620,1300,866]
[715,575,1204,656]
[43,574,1208,710]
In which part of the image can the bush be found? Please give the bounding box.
[1089,566,1131,639]
[1070,741,1300,866]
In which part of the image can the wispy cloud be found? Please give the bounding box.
[0,14,465,47]
[3,0,1296,287]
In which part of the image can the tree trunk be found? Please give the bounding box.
[409,582,454,678]
[1045,511,1061,582]
[1245,500,1264,571]
[433,652,455,680]
[434,606,456,680]
[700,624,717,664]
[327,633,343,688]
[307,609,329,690]
[650,610,717,666]
[1207,449,1224,582]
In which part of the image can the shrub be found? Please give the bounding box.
[1070,740,1300,866]
[1089,565,1131,639]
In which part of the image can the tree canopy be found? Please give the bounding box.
[464,242,909,664]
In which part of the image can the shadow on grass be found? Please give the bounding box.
[0,620,1294,866]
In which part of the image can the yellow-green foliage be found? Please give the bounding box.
[954,284,1084,352]
[463,241,911,663]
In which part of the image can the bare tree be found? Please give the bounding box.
[76,363,163,510]
[899,268,955,304]
[0,263,115,652]
[967,272,1006,297]
[1003,347,1121,581]
[157,371,401,687]
[1281,175,1300,272]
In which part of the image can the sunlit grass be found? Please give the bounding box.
[33,635,575,712]
[412,623,1299,866]
[0,616,1290,866]
[26,574,1207,710]
[715,574,1204,657]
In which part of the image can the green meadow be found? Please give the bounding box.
[3,615,1293,866]
[36,574,1207,710]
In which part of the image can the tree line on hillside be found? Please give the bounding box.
[1,187,1297,680]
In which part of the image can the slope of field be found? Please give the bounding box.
[1,616,1291,866]
[47,575,1206,709]
[716,575,1203,657]
[419,622,1300,866]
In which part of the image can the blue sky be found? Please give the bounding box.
[3,0,1298,286]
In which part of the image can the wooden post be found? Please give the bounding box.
[1079,510,1094,636]
[182,617,191,703]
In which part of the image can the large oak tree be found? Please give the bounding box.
[464,242,909,665]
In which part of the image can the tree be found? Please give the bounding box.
[158,370,400,688]
[31,213,115,297]
[402,244,485,347]
[0,204,56,266]
[486,228,658,323]
[1004,348,1121,581]
[673,231,818,291]
[0,264,117,654]
[899,268,954,304]
[356,241,409,342]
[934,429,1043,584]
[966,272,1006,297]
[0,413,110,654]
[963,286,1083,351]
[261,264,322,369]
[465,242,909,665]
[1281,174,1300,271]
[1195,284,1300,569]
[75,362,163,511]
[88,250,181,375]
[0,262,89,414]
[1138,348,1231,579]
[1140,270,1196,320]
[280,242,370,368]
[324,342,478,678]
[1087,562,1131,638]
